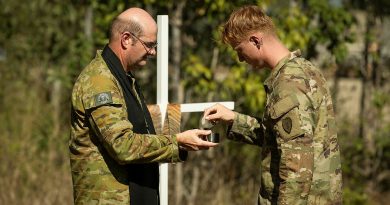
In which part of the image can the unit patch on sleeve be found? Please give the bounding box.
[94,92,113,107]
[282,117,292,134]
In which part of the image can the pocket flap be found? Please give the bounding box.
[270,96,299,119]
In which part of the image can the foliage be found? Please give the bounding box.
[0,0,389,204]
[343,187,368,205]
[338,89,390,204]
[271,0,355,63]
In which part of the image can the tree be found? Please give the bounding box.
[2,0,388,204]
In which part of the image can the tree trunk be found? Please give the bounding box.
[170,1,186,103]
[84,6,93,41]
[85,5,93,56]
[170,2,187,205]
[360,11,382,195]
[186,166,200,205]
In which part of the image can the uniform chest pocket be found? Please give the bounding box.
[270,96,305,141]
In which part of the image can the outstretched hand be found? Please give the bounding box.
[176,129,218,151]
[203,103,235,124]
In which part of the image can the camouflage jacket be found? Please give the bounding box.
[70,51,184,204]
[229,50,342,205]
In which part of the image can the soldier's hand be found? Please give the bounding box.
[176,129,218,151]
[203,103,235,124]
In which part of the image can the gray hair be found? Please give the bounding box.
[109,17,143,44]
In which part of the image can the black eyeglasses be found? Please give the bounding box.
[130,32,157,54]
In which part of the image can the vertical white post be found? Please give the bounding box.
[156,15,235,205]
[157,15,169,205]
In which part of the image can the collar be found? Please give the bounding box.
[102,45,126,72]
[263,49,301,90]
[101,45,138,80]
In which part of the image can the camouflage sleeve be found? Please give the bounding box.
[83,75,183,165]
[228,112,264,146]
[272,80,315,204]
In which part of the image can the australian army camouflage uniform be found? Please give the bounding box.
[228,50,342,204]
[70,48,185,204]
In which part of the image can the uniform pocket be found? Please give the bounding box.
[270,96,305,141]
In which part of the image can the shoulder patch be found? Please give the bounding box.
[282,117,292,134]
[94,92,113,107]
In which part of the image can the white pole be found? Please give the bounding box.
[157,15,169,205]
[156,15,234,205]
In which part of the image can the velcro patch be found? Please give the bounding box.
[94,92,113,107]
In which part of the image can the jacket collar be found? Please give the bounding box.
[263,49,301,92]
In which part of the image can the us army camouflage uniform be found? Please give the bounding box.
[70,51,183,204]
[229,50,342,205]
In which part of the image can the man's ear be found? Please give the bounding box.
[249,35,262,49]
[121,32,132,48]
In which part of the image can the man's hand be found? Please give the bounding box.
[176,129,218,151]
[203,103,235,124]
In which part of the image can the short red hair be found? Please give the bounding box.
[222,5,276,46]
